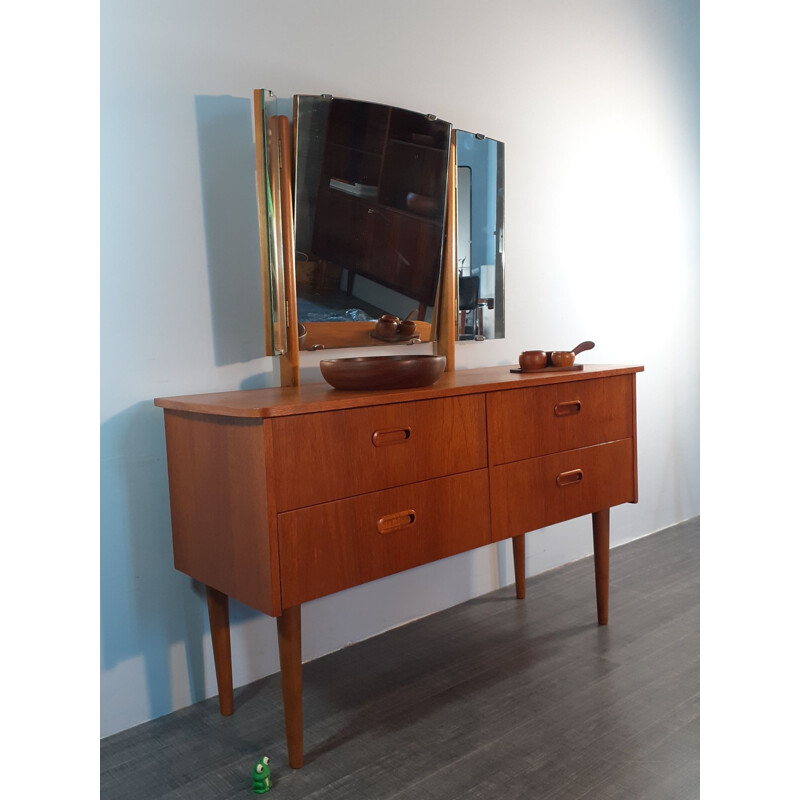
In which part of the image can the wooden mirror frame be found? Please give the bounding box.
[254,93,457,389]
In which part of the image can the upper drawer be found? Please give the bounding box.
[487,375,634,465]
[271,394,487,511]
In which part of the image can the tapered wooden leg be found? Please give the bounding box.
[512,534,526,599]
[206,586,234,715]
[277,605,303,769]
[592,509,610,625]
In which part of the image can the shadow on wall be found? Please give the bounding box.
[100,400,262,725]
[195,94,265,367]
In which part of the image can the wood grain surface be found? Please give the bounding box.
[490,438,635,540]
[162,410,280,615]
[154,364,644,418]
[487,374,634,465]
[278,470,491,606]
[271,394,487,511]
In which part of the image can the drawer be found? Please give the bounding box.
[278,470,491,606]
[271,395,487,511]
[487,375,634,465]
[490,438,635,540]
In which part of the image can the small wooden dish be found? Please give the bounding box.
[369,330,420,343]
[510,365,584,374]
[320,355,447,390]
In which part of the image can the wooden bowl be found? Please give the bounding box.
[550,351,575,368]
[397,319,417,338]
[374,316,399,338]
[519,350,548,371]
[320,355,447,391]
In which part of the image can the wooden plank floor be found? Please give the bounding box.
[101,518,699,799]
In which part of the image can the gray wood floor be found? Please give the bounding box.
[101,518,699,800]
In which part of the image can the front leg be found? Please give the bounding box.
[206,586,234,715]
[277,605,303,769]
[511,533,526,599]
[592,509,610,625]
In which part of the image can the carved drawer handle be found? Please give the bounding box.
[377,509,416,534]
[554,400,581,417]
[371,427,412,447]
[556,468,584,487]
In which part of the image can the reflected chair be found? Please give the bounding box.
[458,275,483,339]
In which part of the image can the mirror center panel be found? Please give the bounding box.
[293,96,451,349]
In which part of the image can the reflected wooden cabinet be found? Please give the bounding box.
[310,99,448,308]
[155,364,642,768]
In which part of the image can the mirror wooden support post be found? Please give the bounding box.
[253,90,276,356]
[435,132,458,370]
[277,115,300,388]
[253,90,288,358]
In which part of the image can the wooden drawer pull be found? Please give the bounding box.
[377,509,416,534]
[371,427,412,447]
[556,468,584,487]
[554,400,581,417]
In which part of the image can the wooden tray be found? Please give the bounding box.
[370,330,420,343]
[510,365,584,374]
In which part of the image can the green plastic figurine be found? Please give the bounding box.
[252,755,272,793]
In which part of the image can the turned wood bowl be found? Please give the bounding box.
[549,350,575,368]
[374,314,400,338]
[548,340,594,366]
[320,355,447,391]
[397,318,417,338]
[519,350,548,371]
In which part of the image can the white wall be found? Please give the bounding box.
[100,0,699,737]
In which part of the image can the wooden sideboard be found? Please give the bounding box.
[155,363,642,768]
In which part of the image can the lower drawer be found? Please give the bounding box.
[490,438,635,541]
[278,470,491,606]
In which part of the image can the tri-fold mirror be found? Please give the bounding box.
[254,91,504,356]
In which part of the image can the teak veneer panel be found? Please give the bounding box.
[153,364,643,418]
[162,410,280,615]
[278,470,491,606]
[487,374,635,465]
[490,438,635,539]
[272,395,486,511]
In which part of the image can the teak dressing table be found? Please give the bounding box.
[155,95,642,768]
[155,363,642,768]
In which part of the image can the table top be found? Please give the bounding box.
[154,364,644,418]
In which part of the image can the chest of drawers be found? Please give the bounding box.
[155,363,642,767]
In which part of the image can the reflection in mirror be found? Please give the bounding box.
[455,131,505,341]
[293,96,452,350]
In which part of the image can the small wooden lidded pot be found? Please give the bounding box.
[550,350,575,368]
[519,350,548,371]
[397,318,417,338]
[374,315,399,338]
